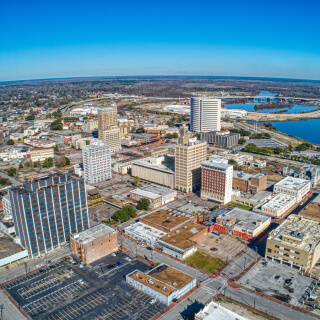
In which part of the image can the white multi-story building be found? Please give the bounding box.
[200,159,233,204]
[274,177,311,202]
[82,140,112,184]
[190,97,221,132]
[2,195,12,217]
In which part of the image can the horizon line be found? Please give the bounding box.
[1,74,320,85]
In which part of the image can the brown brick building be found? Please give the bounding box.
[233,171,267,194]
[70,224,118,264]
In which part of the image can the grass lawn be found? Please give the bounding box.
[268,174,285,182]
[186,252,225,273]
[226,202,252,211]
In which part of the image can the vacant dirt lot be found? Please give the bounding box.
[197,233,248,261]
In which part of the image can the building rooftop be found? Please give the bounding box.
[275,176,310,191]
[262,193,296,211]
[125,222,167,239]
[195,301,248,320]
[148,264,194,290]
[268,215,320,252]
[130,189,162,200]
[139,184,175,197]
[0,232,26,260]
[132,156,174,174]
[217,208,270,232]
[250,191,272,203]
[140,210,190,232]
[233,171,253,181]
[201,159,232,171]
[252,173,266,179]
[72,224,115,245]
[127,264,194,297]
[159,222,207,250]
[298,196,320,220]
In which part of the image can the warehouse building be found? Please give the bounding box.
[274,176,311,202]
[266,215,320,272]
[70,224,118,264]
[212,208,271,240]
[261,193,296,218]
[126,264,196,306]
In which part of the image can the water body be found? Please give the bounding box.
[225,90,319,114]
[247,119,320,145]
[268,119,320,145]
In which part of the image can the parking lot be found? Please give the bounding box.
[5,253,166,320]
[197,233,248,261]
[89,203,118,223]
[238,261,316,306]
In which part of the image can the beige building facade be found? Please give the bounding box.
[30,147,54,162]
[175,141,207,193]
[101,126,121,152]
[266,215,320,272]
[98,106,117,139]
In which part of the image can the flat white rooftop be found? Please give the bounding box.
[130,189,162,200]
[195,301,248,320]
[125,222,167,239]
[72,224,115,245]
[201,159,232,171]
[275,176,310,191]
[262,193,296,210]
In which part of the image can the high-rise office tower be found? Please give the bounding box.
[101,126,121,152]
[200,159,233,204]
[190,97,221,132]
[82,140,112,184]
[98,105,117,140]
[8,173,89,257]
[175,141,207,193]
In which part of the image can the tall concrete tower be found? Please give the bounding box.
[190,97,221,132]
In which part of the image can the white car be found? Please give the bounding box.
[111,253,116,257]
[140,243,146,247]
[125,257,132,261]
[150,299,157,304]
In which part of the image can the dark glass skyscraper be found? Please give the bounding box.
[9,173,89,258]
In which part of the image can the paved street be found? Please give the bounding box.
[0,290,26,320]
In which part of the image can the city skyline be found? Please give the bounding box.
[1,0,320,81]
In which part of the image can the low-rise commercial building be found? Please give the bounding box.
[274,176,311,202]
[132,155,175,189]
[139,210,190,233]
[112,157,136,174]
[261,194,296,217]
[126,264,196,306]
[130,185,177,209]
[158,222,207,259]
[212,208,271,240]
[201,131,240,148]
[266,215,320,272]
[124,222,167,247]
[232,171,267,194]
[30,147,54,162]
[144,148,169,157]
[70,224,118,265]
[195,301,248,320]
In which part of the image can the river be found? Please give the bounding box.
[225,90,319,114]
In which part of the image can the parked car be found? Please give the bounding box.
[125,257,132,262]
[150,299,157,304]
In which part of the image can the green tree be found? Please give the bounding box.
[8,168,16,176]
[136,127,144,133]
[172,133,179,139]
[0,178,9,186]
[133,176,140,187]
[245,143,258,153]
[273,147,283,155]
[166,133,173,139]
[85,140,90,145]
[7,139,14,145]
[53,144,59,152]
[19,163,23,169]
[137,198,150,210]
[50,119,63,130]
[2,117,7,122]
[238,138,246,145]
[194,133,201,140]
[228,159,237,166]
[288,144,293,152]
[25,115,35,121]
[64,157,70,166]
[43,157,54,167]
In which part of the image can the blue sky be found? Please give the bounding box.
[1,0,320,81]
